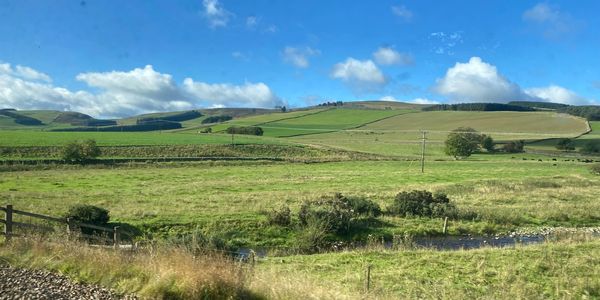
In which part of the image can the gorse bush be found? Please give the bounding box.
[61,139,101,163]
[298,193,381,234]
[337,193,382,217]
[265,205,292,227]
[298,197,353,234]
[65,204,110,225]
[387,190,457,218]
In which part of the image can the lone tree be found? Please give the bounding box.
[444,127,483,159]
[556,138,575,152]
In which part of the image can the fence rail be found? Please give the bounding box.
[1,204,131,248]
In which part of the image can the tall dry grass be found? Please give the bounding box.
[0,235,258,299]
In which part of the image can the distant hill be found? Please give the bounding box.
[0,109,44,125]
[54,112,117,126]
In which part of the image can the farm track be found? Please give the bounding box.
[0,265,135,300]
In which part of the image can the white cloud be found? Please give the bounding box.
[0,63,282,118]
[522,3,576,39]
[429,31,463,55]
[263,25,278,33]
[380,95,438,104]
[433,57,527,103]
[282,47,320,68]
[202,0,231,28]
[246,16,258,28]
[373,47,413,66]
[182,79,282,108]
[524,85,590,105]
[391,5,413,22]
[0,62,51,82]
[331,58,386,92]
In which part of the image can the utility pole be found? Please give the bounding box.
[420,130,427,173]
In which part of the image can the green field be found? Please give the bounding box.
[0,131,286,147]
[2,158,598,247]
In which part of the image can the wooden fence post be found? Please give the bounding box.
[443,217,449,235]
[4,205,13,242]
[365,264,372,293]
[113,226,120,249]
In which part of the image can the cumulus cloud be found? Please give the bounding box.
[331,58,387,92]
[0,62,51,82]
[373,47,414,66]
[380,95,438,104]
[391,5,413,22]
[282,47,320,68]
[0,63,282,118]
[433,57,527,103]
[523,3,577,39]
[202,0,232,28]
[182,79,283,108]
[524,85,590,105]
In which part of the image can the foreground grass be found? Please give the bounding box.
[258,238,600,299]
[1,159,598,247]
[2,237,598,299]
[0,237,257,299]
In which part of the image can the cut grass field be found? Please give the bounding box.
[2,158,598,247]
[291,111,590,156]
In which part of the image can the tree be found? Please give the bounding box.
[556,138,575,151]
[444,127,482,159]
[502,140,525,153]
[481,135,495,152]
[62,139,101,164]
[580,141,600,154]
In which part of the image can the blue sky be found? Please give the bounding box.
[0,0,599,117]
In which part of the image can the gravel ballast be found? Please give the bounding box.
[0,265,135,300]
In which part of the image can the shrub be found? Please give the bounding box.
[265,205,292,227]
[65,204,110,236]
[336,194,382,217]
[298,196,353,234]
[387,190,457,218]
[502,140,525,153]
[295,215,331,253]
[61,140,101,164]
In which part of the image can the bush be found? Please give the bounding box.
[265,205,292,227]
[61,140,101,164]
[337,194,382,217]
[387,190,457,218]
[502,140,525,153]
[65,204,110,236]
[298,196,353,234]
